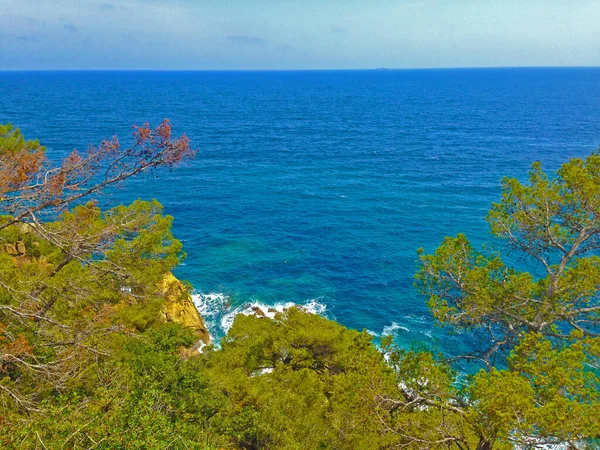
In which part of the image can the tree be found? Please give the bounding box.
[0,121,193,230]
[0,122,194,411]
[5,123,599,449]
[200,308,400,449]
[388,153,600,448]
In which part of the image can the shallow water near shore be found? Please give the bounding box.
[1,68,599,352]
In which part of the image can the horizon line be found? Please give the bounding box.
[1,65,600,73]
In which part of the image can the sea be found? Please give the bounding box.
[1,68,599,355]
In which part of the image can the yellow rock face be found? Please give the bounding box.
[161,273,211,346]
[3,241,26,256]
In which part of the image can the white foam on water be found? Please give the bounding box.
[191,292,231,344]
[380,320,435,341]
[191,292,328,344]
[303,298,328,316]
[382,322,410,336]
[193,292,229,318]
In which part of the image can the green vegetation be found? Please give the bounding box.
[410,155,600,448]
[1,124,598,449]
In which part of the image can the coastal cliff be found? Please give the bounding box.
[160,273,211,347]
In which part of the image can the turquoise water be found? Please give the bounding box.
[1,68,599,352]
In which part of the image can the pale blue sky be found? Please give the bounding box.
[1,0,599,70]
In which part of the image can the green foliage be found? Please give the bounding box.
[1,323,220,450]
[201,308,400,449]
[1,309,406,449]
[412,153,600,448]
[4,124,598,449]
[0,123,44,154]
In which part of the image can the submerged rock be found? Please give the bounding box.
[161,273,211,347]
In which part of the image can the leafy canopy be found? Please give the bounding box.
[3,123,599,449]
[0,122,193,412]
[408,153,600,449]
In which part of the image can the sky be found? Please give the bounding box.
[0,0,599,70]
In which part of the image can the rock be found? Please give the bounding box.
[251,306,267,318]
[179,345,203,360]
[17,223,34,235]
[4,244,18,256]
[267,307,277,314]
[160,273,211,346]
[15,241,26,255]
[3,241,26,256]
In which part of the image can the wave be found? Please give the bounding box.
[378,320,434,343]
[191,292,328,344]
[191,291,432,350]
[382,322,410,335]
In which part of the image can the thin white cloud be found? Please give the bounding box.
[0,0,598,69]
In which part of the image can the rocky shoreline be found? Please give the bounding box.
[160,273,211,348]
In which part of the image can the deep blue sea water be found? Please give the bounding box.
[1,68,599,353]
